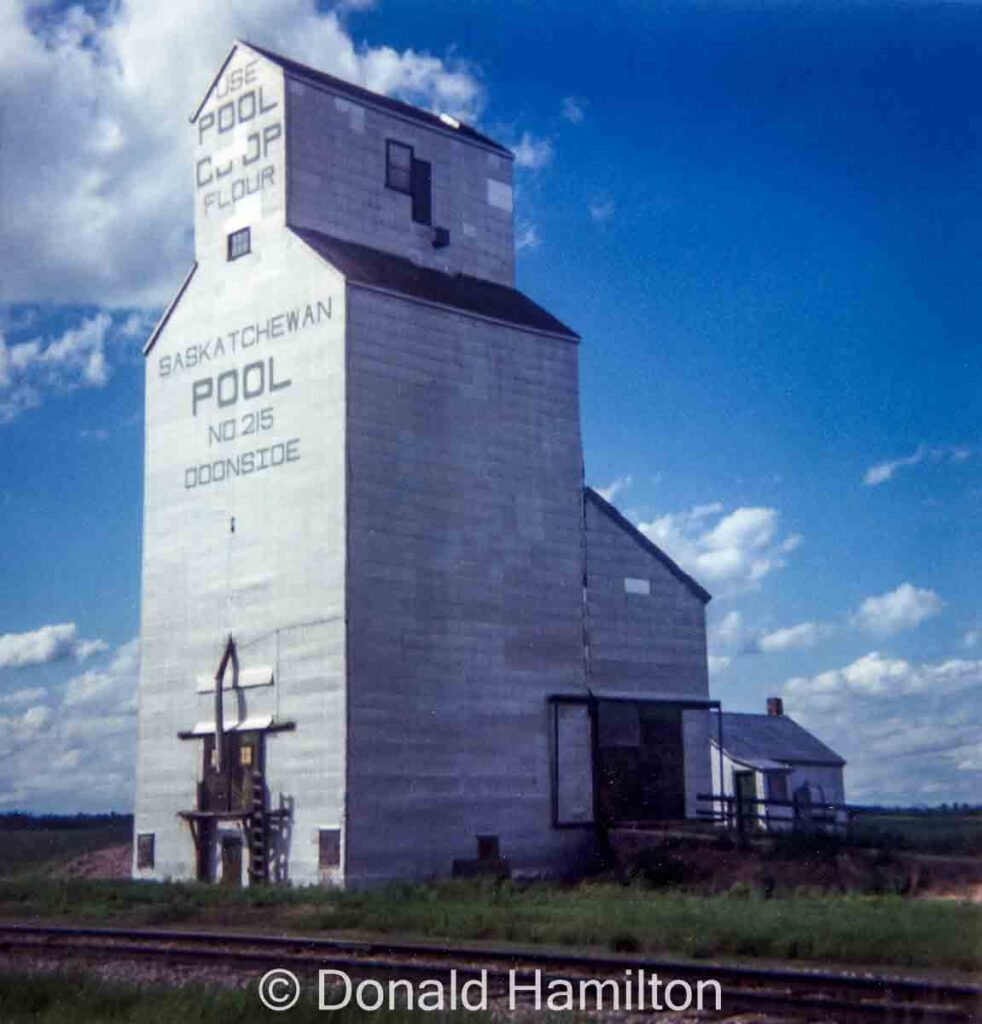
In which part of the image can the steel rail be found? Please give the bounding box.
[1,922,978,1022]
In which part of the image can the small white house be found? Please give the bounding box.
[710,698,846,830]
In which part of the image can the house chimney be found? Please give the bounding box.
[767,696,783,717]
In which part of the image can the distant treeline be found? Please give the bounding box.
[853,804,981,817]
[0,812,133,831]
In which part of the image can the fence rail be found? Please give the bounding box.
[696,792,851,834]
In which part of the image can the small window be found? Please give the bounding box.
[227,227,251,261]
[411,158,432,226]
[624,577,651,596]
[385,140,413,193]
[239,744,253,767]
[318,827,341,869]
[137,833,155,869]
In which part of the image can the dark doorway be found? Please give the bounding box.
[221,836,243,887]
[734,770,757,831]
[596,701,686,823]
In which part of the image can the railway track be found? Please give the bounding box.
[0,922,978,1022]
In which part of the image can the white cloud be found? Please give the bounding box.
[595,476,632,503]
[588,197,614,223]
[0,623,107,669]
[0,687,46,708]
[0,637,139,812]
[782,653,981,804]
[707,655,731,675]
[515,222,541,251]
[757,621,832,653]
[863,444,973,486]
[0,1,485,308]
[560,96,585,124]
[965,629,980,650]
[785,651,982,705]
[639,503,800,597]
[853,582,943,637]
[511,131,554,170]
[0,314,122,424]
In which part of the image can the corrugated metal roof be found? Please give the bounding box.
[712,711,845,767]
[242,41,512,156]
[292,227,579,340]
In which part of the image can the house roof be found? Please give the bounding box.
[584,487,712,603]
[712,711,845,768]
[240,41,512,157]
[291,227,579,340]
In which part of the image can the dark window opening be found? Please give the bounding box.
[227,227,251,261]
[318,828,341,869]
[411,158,432,225]
[385,140,413,193]
[137,833,155,869]
[386,141,433,226]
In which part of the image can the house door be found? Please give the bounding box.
[734,770,756,831]
[221,836,243,887]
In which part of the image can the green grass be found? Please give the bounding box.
[850,813,982,856]
[0,970,485,1024]
[0,877,978,972]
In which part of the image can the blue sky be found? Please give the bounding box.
[0,0,978,811]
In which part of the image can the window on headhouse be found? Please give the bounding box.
[385,140,413,193]
[137,833,155,869]
[386,141,432,225]
[227,227,251,261]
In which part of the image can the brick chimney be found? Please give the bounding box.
[767,696,784,717]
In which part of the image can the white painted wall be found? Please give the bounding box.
[134,217,347,883]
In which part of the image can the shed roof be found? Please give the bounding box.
[712,711,845,768]
[292,227,579,340]
[584,487,712,603]
[241,41,512,156]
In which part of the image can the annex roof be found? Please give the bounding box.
[235,41,512,157]
[712,711,846,768]
[584,487,712,603]
[291,227,579,340]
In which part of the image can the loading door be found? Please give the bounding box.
[596,701,686,823]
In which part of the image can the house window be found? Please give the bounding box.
[136,833,155,869]
[239,744,253,767]
[768,773,789,803]
[385,140,413,193]
[227,227,251,261]
[318,827,341,869]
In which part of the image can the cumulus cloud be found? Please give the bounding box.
[863,444,973,486]
[595,476,632,503]
[560,96,585,124]
[511,131,554,170]
[639,503,800,597]
[853,583,943,637]
[0,638,139,812]
[783,652,981,804]
[785,651,981,706]
[0,623,108,669]
[0,1,485,308]
[757,621,833,653]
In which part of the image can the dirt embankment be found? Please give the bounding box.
[609,829,982,900]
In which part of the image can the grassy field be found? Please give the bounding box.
[0,823,131,877]
[0,970,482,1024]
[0,876,978,972]
[850,812,982,856]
